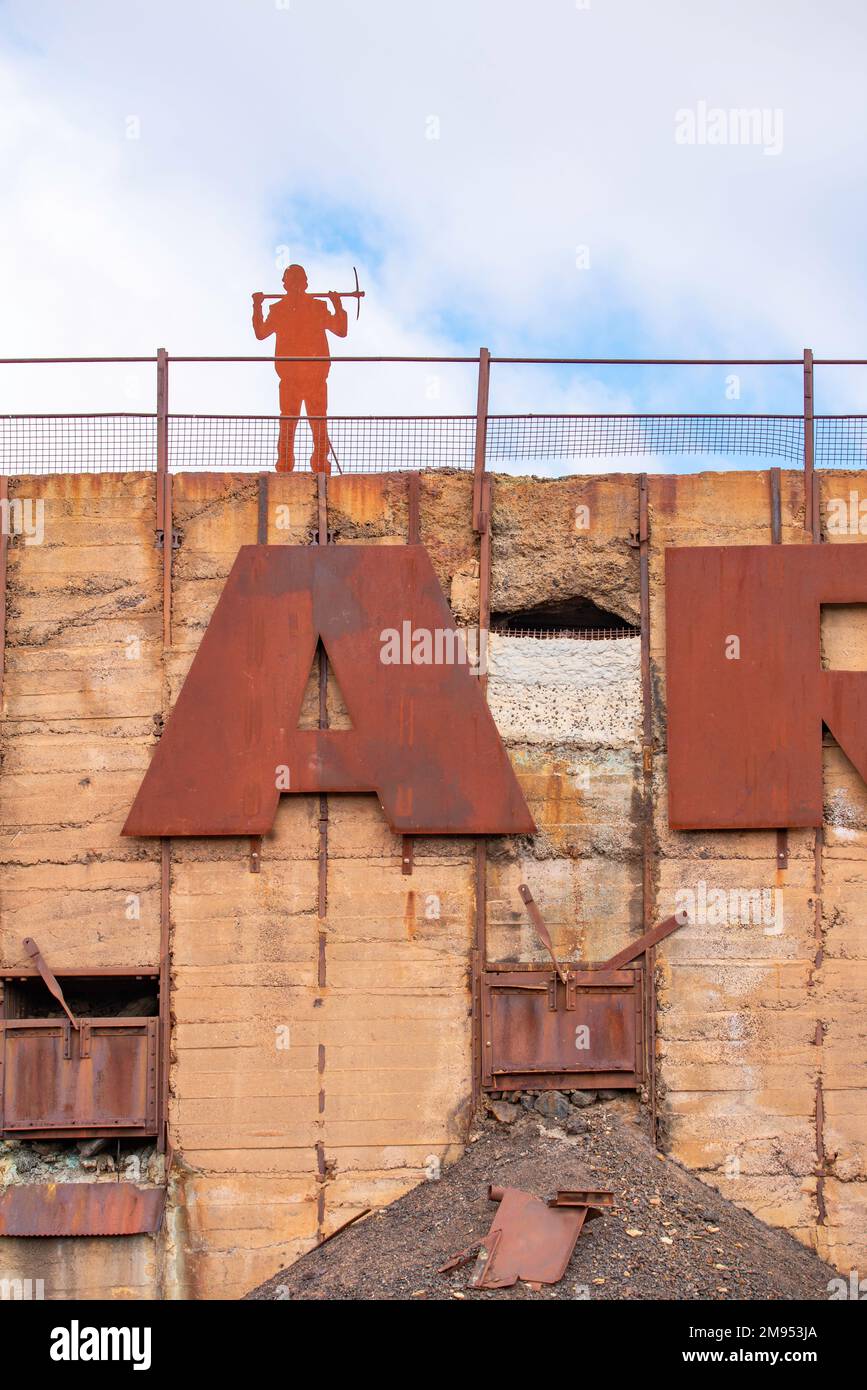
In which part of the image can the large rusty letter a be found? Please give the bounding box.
[123,545,534,837]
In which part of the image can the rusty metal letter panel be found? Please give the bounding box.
[666,544,867,829]
[124,544,535,838]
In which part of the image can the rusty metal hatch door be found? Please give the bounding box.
[482,970,643,1092]
[0,1018,159,1138]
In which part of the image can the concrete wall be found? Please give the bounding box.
[650,471,867,1275]
[1,466,865,1296]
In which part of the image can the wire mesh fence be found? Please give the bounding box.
[490,625,640,640]
[486,414,807,463]
[815,417,867,468]
[2,411,867,475]
[169,415,478,473]
[0,415,157,474]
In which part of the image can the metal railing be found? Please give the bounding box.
[2,349,867,535]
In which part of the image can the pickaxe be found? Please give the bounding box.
[261,265,365,320]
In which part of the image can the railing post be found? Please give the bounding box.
[154,344,172,1150]
[472,347,491,533]
[156,347,169,530]
[156,348,172,647]
[155,346,172,1155]
[803,346,815,537]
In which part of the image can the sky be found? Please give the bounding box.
[2,0,867,470]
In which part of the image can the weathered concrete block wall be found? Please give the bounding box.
[484,478,643,969]
[164,473,478,1297]
[0,475,165,1295]
[649,471,867,1275]
[1,466,866,1296]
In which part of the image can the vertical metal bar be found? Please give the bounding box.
[247,487,269,872]
[769,465,782,545]
[813,848,826,1220]
[639,476,652,773]
[317,472,328,546]
[472,348,491,533]
[158,839,171,1154]
[813,807,826,1229]
[401,836,413,875]
[257,473,269,543]
[406,471,421,544]
[638,474,657,1143]
[803,347,815,537]
[471,472,494,1113]
[815,1019,827,1224]
[156,352,172,1155]
[161,475,173,652]
[478,474,492,698]
[472,840,487,1114]
[770,468,789,868]
[156,348,168,528]
[156,348,172,649]
[315,1138,326,1241]
[317,474,328,917]
[317,756,328,915]
[248,485,269,871]
[401,471,421,877]
[315,474,329,1238]
[813,832,824,970]
[807,422,826,1231]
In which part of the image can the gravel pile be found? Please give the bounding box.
[247,1094,837,1301]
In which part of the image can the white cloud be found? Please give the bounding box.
[2,0,866,445]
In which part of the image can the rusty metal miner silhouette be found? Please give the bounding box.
[251,264,364,473]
